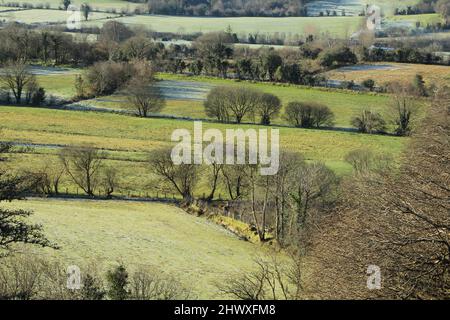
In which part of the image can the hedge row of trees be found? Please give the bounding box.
[398,0,450,24]
[364,46,445,65]
[204,85,335,127]
[204,84,418,136]
[146,0,309,17]
[0,23,360,84]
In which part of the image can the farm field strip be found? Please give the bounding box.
[0,8,120,24]
[32,70,399,129]
[1,106,405,174]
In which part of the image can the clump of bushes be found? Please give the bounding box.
[285,101,335,128]
[351,110,386,134]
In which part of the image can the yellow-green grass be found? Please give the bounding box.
[7,151,352,198]
[326,62,450,87]
[369,0,421,15]
[0,8,119,24]
[17,0,142,11]
[1,198,270,298]
[1,106,405,175]
[390,13,443,25]
[81,14,363,38]
[47,71,426,129]
[158,73,401,128]
[36,68,410,129]
[37,73,80,98]
[88,95,207,119]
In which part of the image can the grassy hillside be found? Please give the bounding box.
[1,106,405,184]
[157,74,398,128]
[1,198,267,298]
[108,14,362,37]
[0,8,119,23]
[1,0,141,11]
[33,69,403,129]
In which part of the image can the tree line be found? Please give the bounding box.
[146,0,310,17]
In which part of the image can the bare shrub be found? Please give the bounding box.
[129,266,192,300]
[216,254,302,300]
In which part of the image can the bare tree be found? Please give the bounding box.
[204,161,223,201]
[307,94,450,299]
[285,101,335,128]
[246,164,268,241]
[311,104,335,128]
[255,93,281,125]
[149,148,199,202]
[129,266,192,300]
[126,77,165,117]
[389,90,418,136]
[345,148,392,174]
[204,86,261,123]
[351,110,386,134]
[99,20,134,43]
[31,164,65,195]
[269,152,304,243]
[216,254,302,300]
[204,86,230,122]
[226,87,260,123]
[59,146,105,196]
[101,166,119,198]
[0,61,34,104]
[221,164,249,201]
[193,32,233,77]
[288,162,337,235]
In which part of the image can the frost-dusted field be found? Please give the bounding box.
[1,199,267,299]
[0,8,119,24]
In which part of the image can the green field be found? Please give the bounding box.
[0,2,438,39]
[157,74,399,128]
[85,14,363,37]
[1,198,268,299]
[0,6,362,37]
[1,105,405,182]
[0,0,141,11]
[35,70,402,129]
[37,73,80,98]
[0,8,119,23]
[390,13,443,25]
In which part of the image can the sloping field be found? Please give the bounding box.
[0,106,405,177]
[0,8,118,24]
[19,0,142,11]
[1,198,265,298]
[157,74,398,128]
